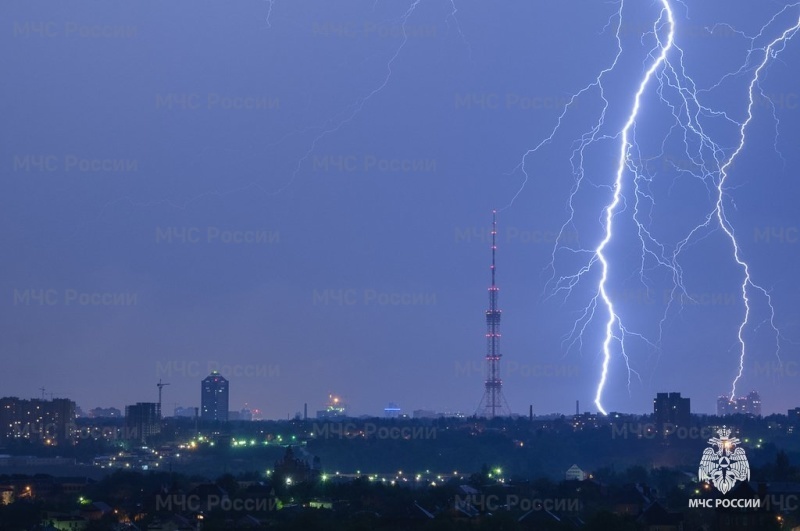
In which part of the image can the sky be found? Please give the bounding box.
[1,0,799,418]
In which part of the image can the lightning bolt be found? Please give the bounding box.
[591,1,675,415]
[265,0,275,28]
[666,4,800,402]
[70,0,431,235]
[270,0,472,194]
[697,8,800,399]
[272,0,423,195]
[73,0,479,235]
[508,1,797,414]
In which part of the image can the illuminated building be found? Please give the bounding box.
[565,464,587,481]
[89,407,122,418]
[740,391,762,417]
[174,406,198,418]
[316,394,346,419]
[717,391,761,417]
[201,371,229,422]
[228,407,253,421]
[717,395,735,416]
[384,403,401,418]
[125,402,161,442]
[0,397,76,444]
[653,392,690,431]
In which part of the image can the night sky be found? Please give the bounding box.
[2,1,798,418]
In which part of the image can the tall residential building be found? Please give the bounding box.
[717,396,734,416]
[0,397,76,444]
[741,391,762,416]
[125,402,161,443]
[717,391,761,417]
[653,392,690,431]
[201,371,229,422]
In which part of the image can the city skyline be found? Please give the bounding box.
[0,386,785,426]
[4,1,800,528]
[2,1,798,419]
[2,384,778,421]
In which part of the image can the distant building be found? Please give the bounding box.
[789,407,800,424]
[125,402,161,443]
[274,446,319,483]
[47,398,76,441]
[741,391,761,416]
[412,409,439,419]
[572,412,599,431]
[565,464,587,481]
[717,396,734,416]
[0,397,76,444]
[89,407,122,418]
[384,403,401,418]
[653,392,690,431]
[201,371,229,422]
[228,408,253,421]
[717,391,761,417]
[174,406,198,418]
[316,395,346,419]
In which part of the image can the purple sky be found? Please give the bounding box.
[2,0,799,417]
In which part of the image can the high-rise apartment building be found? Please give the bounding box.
[201,371,229,422]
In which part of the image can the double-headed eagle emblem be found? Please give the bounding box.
[698,426,750,494]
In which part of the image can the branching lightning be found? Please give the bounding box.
[591,1,675,415]
[73,0,435,235]
[508,1,798,414]
[698,10,800,399]
[272,0,423,195]
[59,0,794,413]
[77,0,474,231]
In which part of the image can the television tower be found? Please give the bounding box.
[476,210,510,418]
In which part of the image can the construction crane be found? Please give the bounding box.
[157,379,170,419]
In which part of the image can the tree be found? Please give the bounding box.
[623,465,649,484]
[215,473,239,496]
[775,450,793,481]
